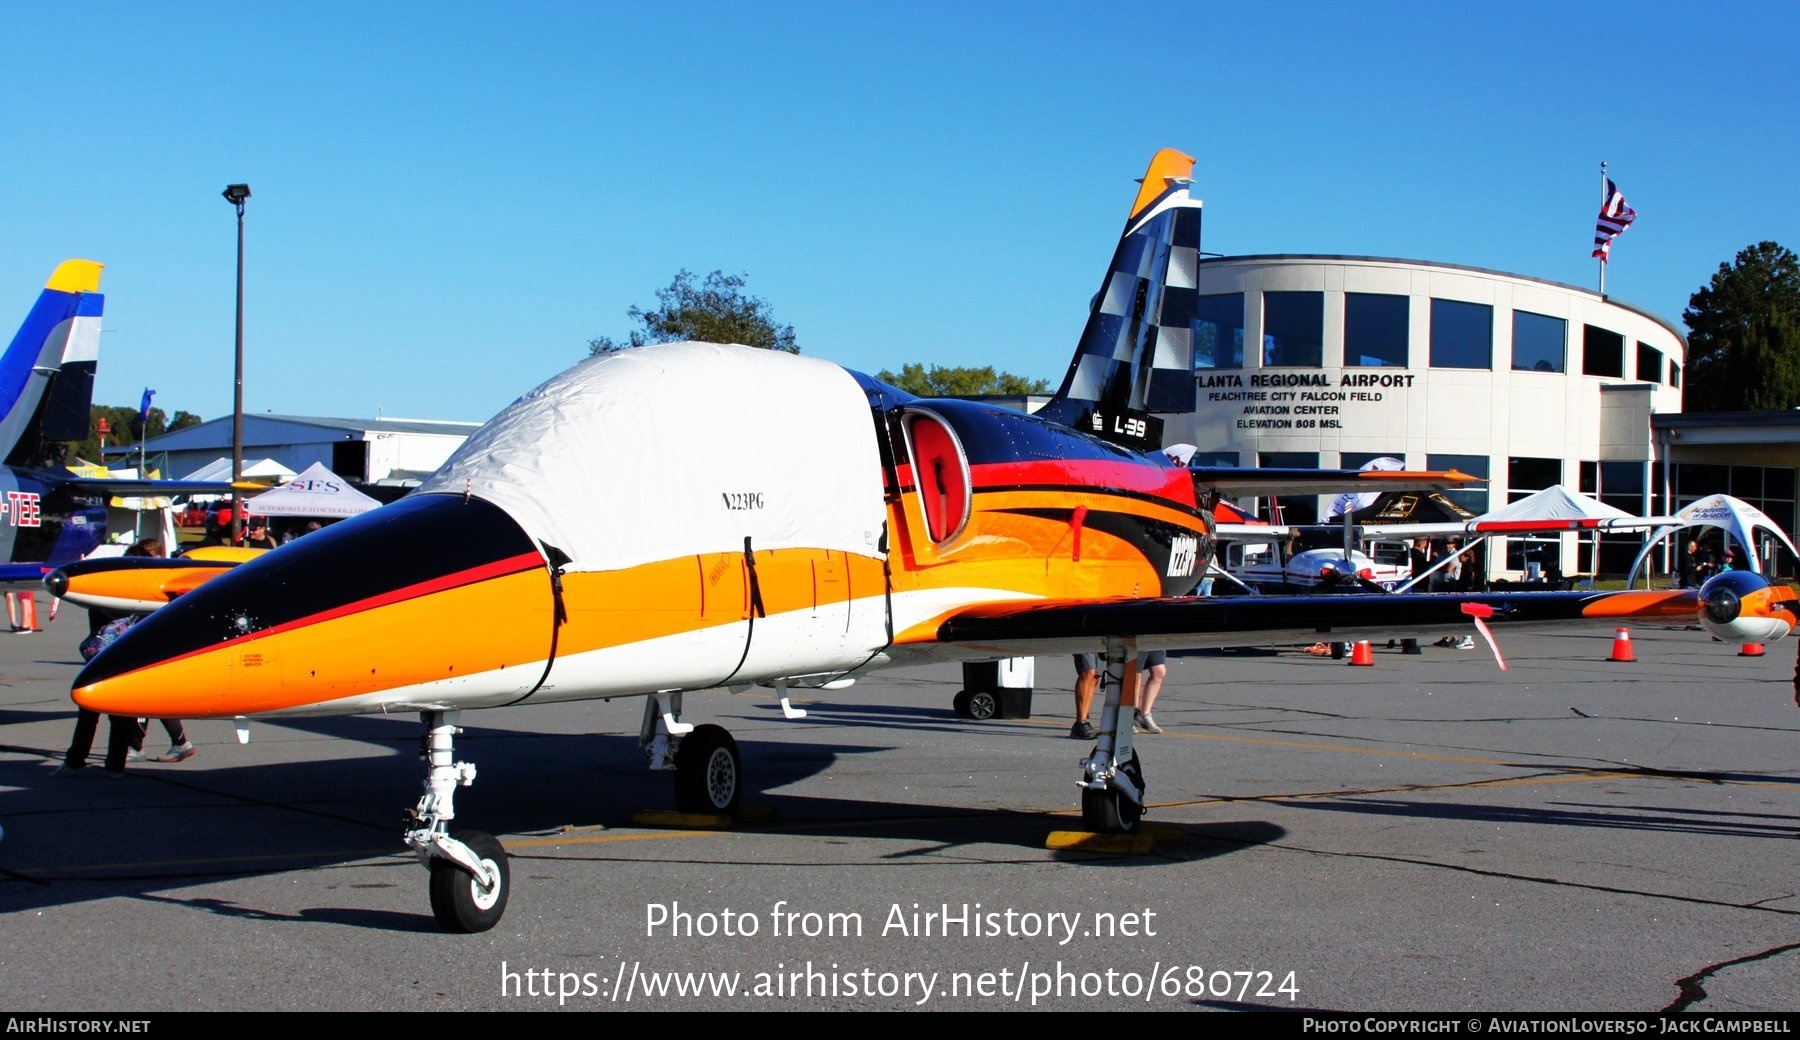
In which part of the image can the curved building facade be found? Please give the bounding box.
[1165,255,1689,576]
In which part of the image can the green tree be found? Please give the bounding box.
[1682,241,1800,411]
[67,404,204,464]
[876,363,1051,397]
[588,269,798,356]
[69,404,174,463]
[1733,312,1800,411]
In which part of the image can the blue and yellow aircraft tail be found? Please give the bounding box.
[0,260,103,468]
[1036,149,1202,448]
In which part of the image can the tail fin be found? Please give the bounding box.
[0,260,103,468]
[1037,149,1201,449]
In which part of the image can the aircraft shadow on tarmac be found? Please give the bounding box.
[1,708,1283,931]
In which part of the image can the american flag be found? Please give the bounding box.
[1592,177,1637,262]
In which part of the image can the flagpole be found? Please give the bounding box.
[1598,161,1607,298]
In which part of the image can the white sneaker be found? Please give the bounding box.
[1134,711,1163,734]
[1456,635,1476,650]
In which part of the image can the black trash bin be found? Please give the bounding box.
[953,658,1035,720]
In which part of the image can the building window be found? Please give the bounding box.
[1344,293,1408,367]
[1339,451,1403,471]
[1259,451,1319,525]
[1507,456,1562,502]
[1670,362,1681,388]
[1262,292,1323,368]
[1636,342,1662,382]
[1429,299,1492,369]
[1193,293,1245,370]
[1504,455,1562,576]
[1512,311,1565,373]
[1429,453,1489,516]
[1582,325,1625,377]
[1189,451,1238,467]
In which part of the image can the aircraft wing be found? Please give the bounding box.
[59,475,256,497]
[1192,467,1478,499]
[1214,522,1292,542]
[933,588,1699,656]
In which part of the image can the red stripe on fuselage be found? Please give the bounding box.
[894,460,1193,506]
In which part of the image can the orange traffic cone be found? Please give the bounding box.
[14,592,38,633]
[1349,640,1374,666]
[1739,643,1765,657]
[1608,627,1635,663]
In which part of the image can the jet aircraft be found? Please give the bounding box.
[0,260,239,585]
[44,544,265,613]
[69,151,1800,932]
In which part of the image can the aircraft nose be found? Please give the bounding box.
[72,494,554,719]
[43,567,68,599]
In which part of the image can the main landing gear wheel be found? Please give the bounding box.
[428,830,509,933]
[952,689,998,720]
[1081,751,1145,834]
[674,724,742,815]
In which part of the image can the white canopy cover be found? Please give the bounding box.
[1662,494,1800,574]
[247,462,381,518]
[1475,484,1635,524]
[180,457,297,482]
[417,342,887,573]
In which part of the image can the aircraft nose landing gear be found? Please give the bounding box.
[1081,751,1145,833]
[407,710,511,933]
[1078,637,1147,834]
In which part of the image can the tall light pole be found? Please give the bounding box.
[223,183,251,543]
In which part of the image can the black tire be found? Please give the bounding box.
[1081,787,1143,834]
[965,689,998,720]
[428,830,509,933]
[952,690,973,718]
[674,724,742,815]
[1080,751,1145,834]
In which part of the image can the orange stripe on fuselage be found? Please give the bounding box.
[76,548,894,718]
[1577,589,1700,619]
[63,563,235,607]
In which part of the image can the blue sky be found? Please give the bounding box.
[3,2,1796,424]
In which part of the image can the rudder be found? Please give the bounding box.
[1036,150,1201,447]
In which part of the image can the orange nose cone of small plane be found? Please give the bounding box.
[72,495,556,719]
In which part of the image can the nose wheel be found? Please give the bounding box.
[1081,751,1145,833]
[407,711,511,933]
[428,830,510,933]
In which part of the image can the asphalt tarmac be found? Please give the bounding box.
[2,604,1797,1012]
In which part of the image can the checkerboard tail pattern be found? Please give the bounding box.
[1039,179,1203,430]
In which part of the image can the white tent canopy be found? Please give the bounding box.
[1475,484,1636,524]
[246,462,381,518]
[1629,494,1800,583]
[180,457,297,483]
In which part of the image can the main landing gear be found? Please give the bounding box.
[643,691,744,815]
[1078,636,1148,834]
[407,710,511,933]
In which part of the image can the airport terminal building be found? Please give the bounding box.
[1163,255,1796,578]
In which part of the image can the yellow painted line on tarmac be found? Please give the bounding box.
[1045,831,1153,854]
